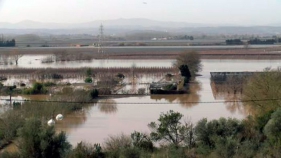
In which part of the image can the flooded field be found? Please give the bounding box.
[1,56,280,146]
[0,55,172,68]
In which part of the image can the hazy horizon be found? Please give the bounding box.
[1,0,281,26]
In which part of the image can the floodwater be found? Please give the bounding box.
[55,59,280,146]
[1,56,281,146]
[1,54,281,69]
[0,95,50,114]
[0,55,173,68]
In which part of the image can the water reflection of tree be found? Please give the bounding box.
[211,75,252,115]
[224,94,246,115]
[98,99,118,114]
[150,81,202,108]
[56,105,89,131]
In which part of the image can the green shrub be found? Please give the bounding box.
[264,108,281,140]
[213,137,239,158]
[69,142,105,158]
[121,148,141,158]
[85,77,93,83]
[195,118,242,149]
[153,146,187,158]
[0,111,24,145]
[23,82,47,95]
[18,118,71,158]
[131,131,154,152]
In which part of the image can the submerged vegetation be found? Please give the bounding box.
[1,49,281,157]
[23,82,47,95]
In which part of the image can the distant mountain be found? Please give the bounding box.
[0,19,281,35]
[177,26,281,35]
[0,18,207,29]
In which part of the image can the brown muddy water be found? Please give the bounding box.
[0,55,173,68]
[1,56,281,146]
[54,59,280,146]
[0,95,50,114]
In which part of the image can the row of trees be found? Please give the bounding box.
[173,35,194,40]
[226,38,278,45]
[225,39,243,45]
[0,39,16,47]
[248,38,276,45]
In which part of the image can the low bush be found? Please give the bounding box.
[18,118,71,158]
[23,82,47,95]
[68,142,105,158]
[85,77,93,83]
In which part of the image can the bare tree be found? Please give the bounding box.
[11,49,23,65]
[174,51,202,77]
[54,49,68,61]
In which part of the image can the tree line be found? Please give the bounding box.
[226,38,280,45]
[0,39,16,47]
[172,35,194,40]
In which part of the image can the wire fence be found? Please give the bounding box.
[2,98,280,105]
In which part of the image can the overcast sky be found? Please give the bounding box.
[1,0,281,25]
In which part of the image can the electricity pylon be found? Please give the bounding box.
[98,24,104,54]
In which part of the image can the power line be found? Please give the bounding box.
[1,98,281,105]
